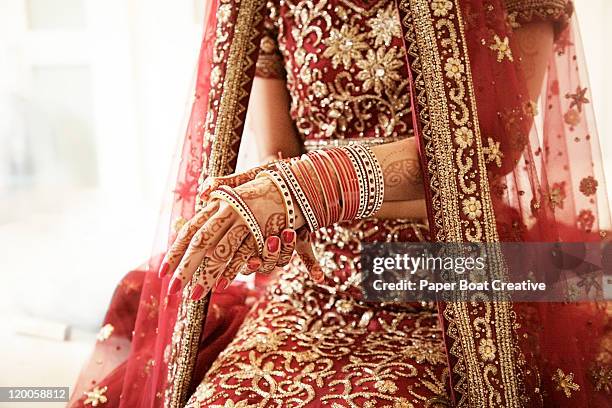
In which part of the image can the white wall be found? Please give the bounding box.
[0,0,205,330]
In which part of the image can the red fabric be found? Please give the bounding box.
[441,1,609,405]
[69,0,611,406]
[68,0,222,405]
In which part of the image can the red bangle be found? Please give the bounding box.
[292,159,325,228]
[326,148,359,221]
[308,152,340,224]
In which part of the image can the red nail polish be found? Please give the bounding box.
[158,262,169,279]
[190,284,204,300]
[168,278,183,295]
[216,277,232,290]
[281,229,295,243]
[267,236,280,252]
[247,258,261,271]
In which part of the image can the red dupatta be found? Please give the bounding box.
[69,0,269,406]
[69,0,610,407]
[397,0,610,406]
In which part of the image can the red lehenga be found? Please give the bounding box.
[70,0,611,407]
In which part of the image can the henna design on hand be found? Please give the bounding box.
[163,201,219,270]
[223,235,257,281]
[264,212,286,235]
[237,177,283,205]
[384,157,422,187]
[204,223,250,280]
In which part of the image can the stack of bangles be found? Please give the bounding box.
[209,144,384,255]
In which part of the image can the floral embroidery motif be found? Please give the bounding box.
[579,176,598,197]
[83,386,108,407]
[489,35,513,62]
[577,209,595,232]
[482,137,503,167]
[323,24,369,69]
[478,338,497,361]
[259,0,412,141]
[444,57,465,80]
[375,379,398,393]
[186,255,450,407]
[462,197,483,220]
[566,86,590,112]
[552,368,580,398]
[356,48,404,93]
[431,0,453,17]
[96,323,114,342]
[454,126,474,148]
[367,4,402,47]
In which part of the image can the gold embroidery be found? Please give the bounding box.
[187,258,449,407]
[398,0,520,406]
[368,4,402,47]
[462,197,483,221]
[357,48,404,94]
[271,0,412,140]
[83,386,108,407]
[552,368,580,398]
[323,24,369,69]
[482,137,503,168]
[489,35,514,62]
[431,0,453,17]
[503,0,572,29]
[168,0,267,406]
[96,323,114,342]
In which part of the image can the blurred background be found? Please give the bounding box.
[0,0,610,406]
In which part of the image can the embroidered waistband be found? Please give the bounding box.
[303,135,412,151]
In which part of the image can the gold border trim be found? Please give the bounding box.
[398,0,520,406]
[165,0,265,406]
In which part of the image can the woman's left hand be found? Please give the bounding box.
[160,175,304,299]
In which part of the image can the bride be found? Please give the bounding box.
[70,0,610,407]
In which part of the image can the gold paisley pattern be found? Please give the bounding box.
[186,259,450,408]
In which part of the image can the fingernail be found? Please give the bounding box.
[246,258,261,271]
[216,277,232,290]
[190,284,204,300]
[267,236,280,252]
[158,262,169,279]
[281,229,295,243]
[168,278,183,295]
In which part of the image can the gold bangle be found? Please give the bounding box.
[343,144,384,218]
[256,170,296,229]
[276,160,320,232]
[210,185,265,254]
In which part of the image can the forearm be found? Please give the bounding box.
[513,21,554,101]
[248,77,302,163]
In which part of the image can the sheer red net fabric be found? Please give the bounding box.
[454,1,610,405]
[68,1,258,406]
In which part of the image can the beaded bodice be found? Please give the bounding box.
[256,0,413,143]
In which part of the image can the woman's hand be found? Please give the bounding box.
[160,176,306,299]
